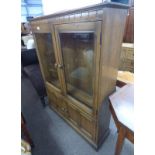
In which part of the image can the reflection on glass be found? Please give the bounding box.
[35,33,60,88]
[59,33,94,107]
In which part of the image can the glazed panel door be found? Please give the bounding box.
[32,22,62,90]
[54,21,102,108]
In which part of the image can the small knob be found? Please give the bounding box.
[58,64,63,69]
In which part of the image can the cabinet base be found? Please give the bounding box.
[49,104,110,150]
[95,129,110,151]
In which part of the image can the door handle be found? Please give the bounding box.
[58,64,63,69]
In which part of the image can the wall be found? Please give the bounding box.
[42,0,102,15]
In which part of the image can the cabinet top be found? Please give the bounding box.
[30,2,129,21]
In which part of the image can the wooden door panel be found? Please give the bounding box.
[80,115,93,136]
[68,104,80,126]
[67,101,94,138]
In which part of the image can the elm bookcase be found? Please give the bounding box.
[30,2,128,149]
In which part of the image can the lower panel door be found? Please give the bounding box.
[67,102,94,138]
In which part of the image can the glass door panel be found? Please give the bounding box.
[59,32,95,107]
[35,33,60,89]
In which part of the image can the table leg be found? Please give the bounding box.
[115,126,126,155]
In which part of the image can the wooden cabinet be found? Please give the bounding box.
[30,2,128,149]
[123,7,134,43]
[119,43,134,72]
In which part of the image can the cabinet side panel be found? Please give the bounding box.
[97,97,111,145]
[96,8,128,144]
[99,8,128,105]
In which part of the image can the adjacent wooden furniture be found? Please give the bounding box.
[116,70,134,87]
[30,2,128,149]
[119,43,134,73]
[109,84,134,155]
[123,6,134,43]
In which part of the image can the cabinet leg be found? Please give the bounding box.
[115,126,126,155]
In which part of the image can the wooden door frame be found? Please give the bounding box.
[32,21,62,93]
[53,21,102,116]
